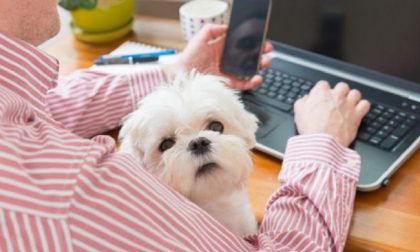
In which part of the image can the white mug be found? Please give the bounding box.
[179,0,230,41]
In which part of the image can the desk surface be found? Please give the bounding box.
[46,15,420,252]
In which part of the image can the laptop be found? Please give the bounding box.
[242,0,420,191]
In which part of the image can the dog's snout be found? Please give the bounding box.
[188,137,211,155]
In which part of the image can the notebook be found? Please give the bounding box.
[90,41,179,74]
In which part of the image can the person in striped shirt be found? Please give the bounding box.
[0,1,370,251]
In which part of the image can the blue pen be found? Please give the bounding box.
[99,49,177,61]
[94,56,160,65]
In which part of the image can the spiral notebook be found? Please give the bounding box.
[90,41,179,74]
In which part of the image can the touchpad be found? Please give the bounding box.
[243,100,284,138]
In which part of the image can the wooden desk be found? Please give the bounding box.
[46,15,420,252]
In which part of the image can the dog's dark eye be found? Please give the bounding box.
[159,138,175,152]
[207,121,224,133]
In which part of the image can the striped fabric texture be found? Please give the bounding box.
[0,32,360,252]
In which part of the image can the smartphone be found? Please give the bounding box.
[220,0,272,79]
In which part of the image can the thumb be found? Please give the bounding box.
[199,24,228,41]
[294,95,307,114]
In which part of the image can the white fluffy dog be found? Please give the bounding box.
[119,72,259,236]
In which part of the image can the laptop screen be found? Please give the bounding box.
[268,0,420,84]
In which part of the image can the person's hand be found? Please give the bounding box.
[294,81,371,147]
[168,24,273,90]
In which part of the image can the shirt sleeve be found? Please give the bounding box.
[46,67,166,138]
[253,133,361,252]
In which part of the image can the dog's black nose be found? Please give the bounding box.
[188,137,211,155]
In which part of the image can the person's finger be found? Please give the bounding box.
[244,75,263,89]
[354,99,371,121]
[347,89,362,106]
[294,98,302,114]
[200,24,228,41]
[310,80,331,94]
[227,79,247,90]
[207,33,226,45]
[332,82,350,99]
[229,75,262,90]
[259,56,272,70]
[294,95,307,113]
[263,41,273,54]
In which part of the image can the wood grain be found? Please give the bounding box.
[45,15,420,252]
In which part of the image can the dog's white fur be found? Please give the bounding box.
[119,72,259,236]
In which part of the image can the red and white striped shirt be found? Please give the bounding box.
[0,31,361,252]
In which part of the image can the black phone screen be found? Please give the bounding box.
[221,0,271,78]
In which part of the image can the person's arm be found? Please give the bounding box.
[47,67,165,138]
[256,134,360,251]
[252,80,370,251]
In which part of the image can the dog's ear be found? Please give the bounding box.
[118,112,146,161]
[118,111,136,143]
[119,136,145,161]
[235,108,259,148]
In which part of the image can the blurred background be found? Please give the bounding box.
[40,0,217,49]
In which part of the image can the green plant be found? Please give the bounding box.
[58,0,98,11]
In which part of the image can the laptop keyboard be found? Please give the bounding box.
[254,68,418,151]
[358,104,417,150]
[255,69,314,112]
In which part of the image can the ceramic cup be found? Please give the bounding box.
[180,0,230,41]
